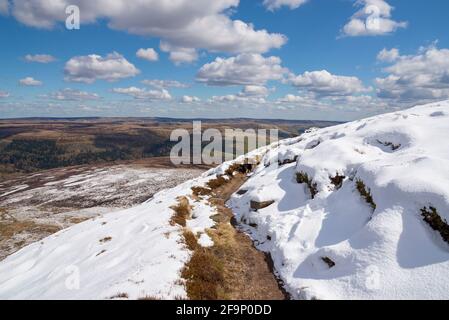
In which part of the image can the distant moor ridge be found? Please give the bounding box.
[0,118,339,176]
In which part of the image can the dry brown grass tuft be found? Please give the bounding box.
[109,292,129,299]
[356,179,376,211]
[377,139,401,151]
[191,186,212,197]
[170,197,192,227]
[181,247,225,300]
[99,236,112,244]
[225,163,242,176]
[225,163,253,176]
[421,207,449,244]
[206,176,229,189]
[183,229,198,251]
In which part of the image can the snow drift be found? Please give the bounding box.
[229,100,449,299]
[1,100,449,300]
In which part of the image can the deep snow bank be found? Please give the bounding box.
[229,100,449,299]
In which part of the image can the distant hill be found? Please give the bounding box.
[0,118,340,176]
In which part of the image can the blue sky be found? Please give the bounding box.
[0,0,449,120]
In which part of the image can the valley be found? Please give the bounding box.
[0,118,339,178]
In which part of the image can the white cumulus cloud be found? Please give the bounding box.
[181,95,201,103]
[375,45,449,103]
[0,0,9,15]
[112,87,172,100]
[24,54,56,63]
[197,53,287,86]
[45,89,100,101]
[342,0,407,37]
[377,48,400,62]
[160,42,198,65]
[136,48,159,62]
[19,77,43,86]
[209,94,267,104]
[8,0,286,60]
[64,52,140,83]
[141,79,189,89]
[241,85,270,97]
[287,70,371,97]
[263,0,308,11]
[208,85,271,104]
[277,94,311,103]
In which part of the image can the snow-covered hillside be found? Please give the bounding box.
[0,165,203,261]
[1,100,449,300]
[0,172,217,299]
[229,100,449,300]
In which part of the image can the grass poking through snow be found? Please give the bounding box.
[191,186,212,197]
[183,229,199,251]
[181,246,225,300]
[99,236,112,244]
[356,179,377,211]
[170,197,192,227]
[421,206,449,245]
[206,176,229,190]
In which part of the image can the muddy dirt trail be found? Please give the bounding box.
[185,173,288,300]
[213,174,288,299]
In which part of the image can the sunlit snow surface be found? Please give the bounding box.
[229,100,449,299]
[1,101,449,299]
[0,171,217,300]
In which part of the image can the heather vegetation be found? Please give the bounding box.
[0,119,338,175]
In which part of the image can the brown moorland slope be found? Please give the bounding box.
[0,118,340,177]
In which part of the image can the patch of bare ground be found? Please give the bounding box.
[0,220,60,240]
[177,163,288,300]
[65,217,91,224]
[0,213,61,261]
